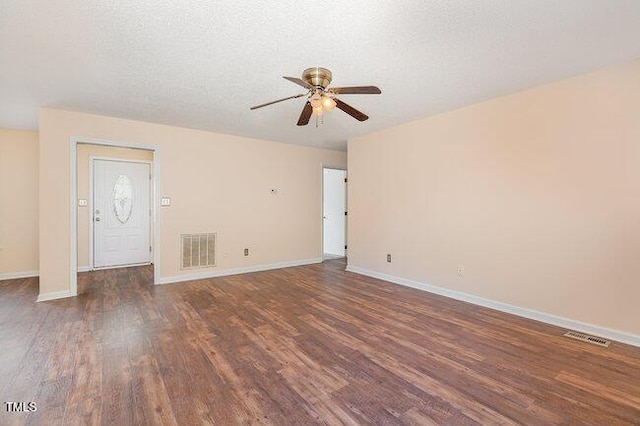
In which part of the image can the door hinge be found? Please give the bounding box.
[344,211,348,216]
[149,246,152,252]
[344,245,347,250]
[344,178,348,183]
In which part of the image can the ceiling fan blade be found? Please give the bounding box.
[250,94,305,110]
[329,86,381,95]
[335,98,369,121]
[283,76,314,90]
[297,102,313,126]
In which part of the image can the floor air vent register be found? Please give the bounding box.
[563,331,611,347]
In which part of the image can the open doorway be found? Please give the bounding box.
[323,167,347,260]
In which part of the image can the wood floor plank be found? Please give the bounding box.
[1,259,639,425]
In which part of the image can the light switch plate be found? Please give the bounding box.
[161,197,171,207]
[78,199,88,207]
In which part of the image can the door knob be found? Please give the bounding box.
[95,217,101,222]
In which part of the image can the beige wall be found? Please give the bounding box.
[0,128,39,277]
[76,144,153,269]
[39,108,346,295]
[348,60,640,336]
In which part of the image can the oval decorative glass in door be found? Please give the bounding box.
[112,175,134,224]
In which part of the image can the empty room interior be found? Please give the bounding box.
[1,2,640,425]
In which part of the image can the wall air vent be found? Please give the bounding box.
[563,331,610,347]
[181,233,216,269]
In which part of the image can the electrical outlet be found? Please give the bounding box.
[387,254,392,263]
[244,248,249,256]
[457,265,465,277]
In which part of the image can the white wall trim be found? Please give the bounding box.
[346,265,640,348]
[157,258,322,285]
[36,290,76,302]
[77,266,91,273]
[0,270,39,281]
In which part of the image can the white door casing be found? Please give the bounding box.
[93,159,151,268]
[323,168,347,257]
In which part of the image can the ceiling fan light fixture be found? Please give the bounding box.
[309,96,322,109]
[312,106,324,116]
[322,96,336,111]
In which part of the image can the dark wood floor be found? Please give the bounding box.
[1,260,639,425]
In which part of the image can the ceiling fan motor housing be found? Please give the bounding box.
[303,67,332,89]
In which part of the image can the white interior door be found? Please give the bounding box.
[323,168,347,257]
[94,159,151,268]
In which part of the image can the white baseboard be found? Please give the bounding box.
[157,258,323,285]
[346,265,640,348]
[36,290,76,302]
[0,267,92,281]
[0,270,39,281]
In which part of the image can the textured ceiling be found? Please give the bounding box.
[1,1,640,150]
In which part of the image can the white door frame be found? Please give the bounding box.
[70,137,160,296]
[320,165,347,261]
[89,156,153,270]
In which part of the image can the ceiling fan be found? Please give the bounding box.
[250,67,381,126]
